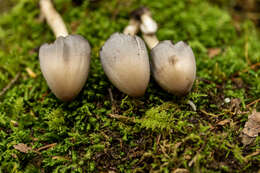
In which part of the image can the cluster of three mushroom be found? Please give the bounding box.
[39,1,196,101]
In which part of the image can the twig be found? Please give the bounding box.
[188,142,206,167]
[200,109,219,118]
[0,73,20,97]
[107,114,136,123]
[244,149,260,162]
[232,62,260,77]
[108,88,117,113]
[246,98,260,108]
[36,143,57,152]
[108,88,114,104]
[188,152,200,167]
[39,0,68,38]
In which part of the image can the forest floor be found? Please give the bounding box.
[0,0,259,172]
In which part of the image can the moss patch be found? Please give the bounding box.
[0,0,259,172]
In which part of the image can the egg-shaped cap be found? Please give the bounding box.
[151,40,196,95]
[39,34,91,101]
[100,33,150,97]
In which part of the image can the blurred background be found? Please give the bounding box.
[1,0,260,26]
[211,0,260,27]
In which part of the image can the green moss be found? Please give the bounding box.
[0,0,259,172]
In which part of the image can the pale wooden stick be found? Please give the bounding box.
[39,0,68,38]
[0,73,20,97]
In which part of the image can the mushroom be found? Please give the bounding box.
[39,0,91,101]
[150,40,196,95]
[135,7,196,95]
[100,17,150,97]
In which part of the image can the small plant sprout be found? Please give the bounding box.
[100,16,150,97]
[39,0,91,101]
[136,7,196,96]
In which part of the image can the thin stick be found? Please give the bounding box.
[39,0,68,38]
[246,98,260,108]
[36,143,57,152]
[108,88,117,113]
[108,114,136,123]
[200,109,219,118]
[235,62,260,76]
[108,88,114,103]
[0,73,20,97]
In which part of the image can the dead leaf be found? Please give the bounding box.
[208,48,221,58]
[184,154,191,160]
[217,119,230,126]
[242,110,260,137]
[32,137,39,141]
[13,143,32,153]
[241,110,260,145]
[232,78,244,88]
[231,98,241,114]
[240,134,255,145]
[11,153,18,159]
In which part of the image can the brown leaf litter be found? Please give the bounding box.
[240,110,260,145]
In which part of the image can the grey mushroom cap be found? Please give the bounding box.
[100,32,150,97]
[151,40,196,95]
[39,34,91,101]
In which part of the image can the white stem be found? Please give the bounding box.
[142,34,159,49]
[139,12,159,49]
[39,0,68,38]
[140,14,157,34]
[123,18,140,36]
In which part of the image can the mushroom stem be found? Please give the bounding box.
[39,0,68,38]
[131,7,159,49]
[140,11,159,49]
[123,18,140,36]
[142,34,159,50]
